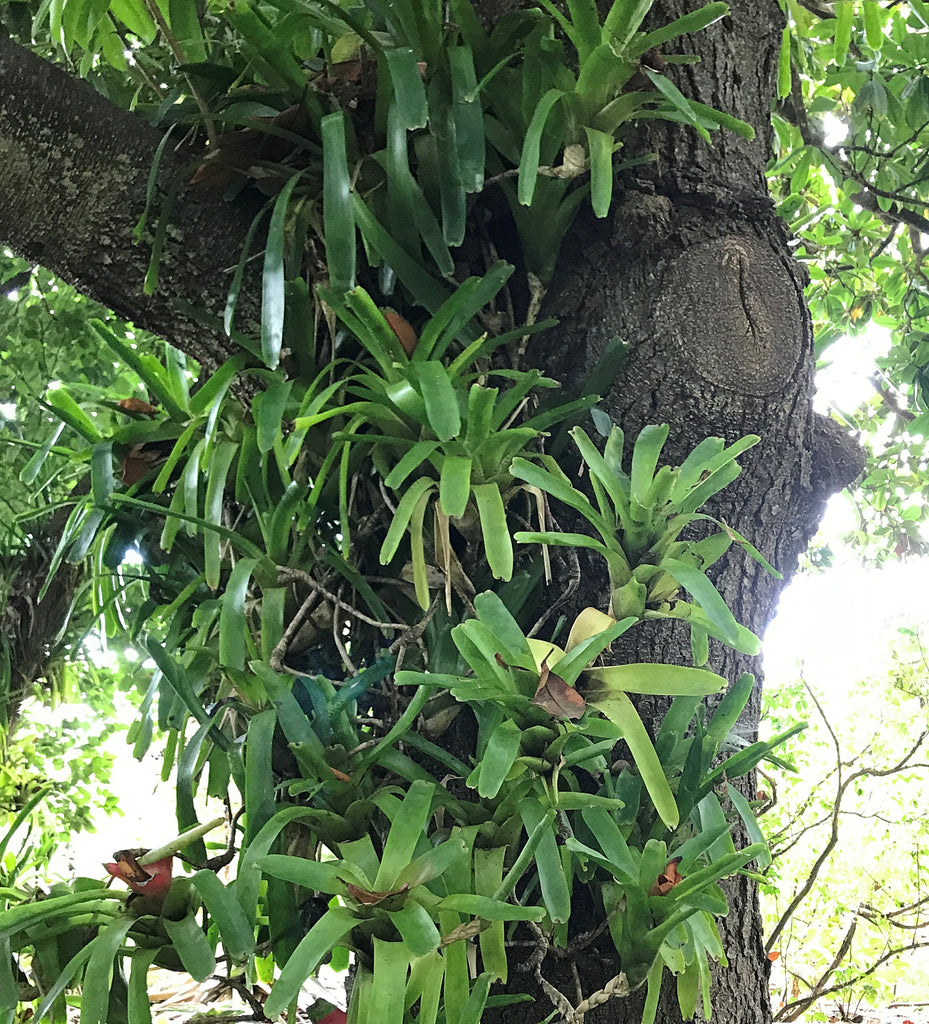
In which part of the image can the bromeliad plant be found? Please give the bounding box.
[513,423,783,664]
[1,2,798,1023]
[5,302,799,1023]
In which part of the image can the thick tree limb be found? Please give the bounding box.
[0,35,260,366]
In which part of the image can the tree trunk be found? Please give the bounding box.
[0,35,258,370]
[0,5,865,1021]
[491,2,862,1021]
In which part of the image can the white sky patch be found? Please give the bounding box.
[0,402,16,420]
[821,112,848,148]
[765,557,929,699]
[813,323,891,417]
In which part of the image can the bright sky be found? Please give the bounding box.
[765,321,928,691]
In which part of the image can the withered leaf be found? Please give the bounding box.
[345,882,409,906]
[384,310,419,356]
[118,398,159,416]
[648,858,684,897]
[121,444,163,485]
[531,656,585,720]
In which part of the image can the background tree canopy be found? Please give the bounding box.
[0,1,927,1023]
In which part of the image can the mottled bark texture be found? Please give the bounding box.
[496,2,863,1022]
[0,34,258,369]
[0,5,864,1021]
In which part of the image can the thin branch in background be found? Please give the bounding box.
[776,938,929,1021]
[766,680,929,951]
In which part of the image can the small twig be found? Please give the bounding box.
[388,594,440,655]
[277,567,409,631]
[572,972,631,1022]
[141,0,217,145]
[869,372,916,423]
[332,606,356,675]
[536,967,575,1021]
[514,272,548,367]
[208,975,270,1022]
[515,924,550,973]
[527,541,581,639]
[269,588,318,673]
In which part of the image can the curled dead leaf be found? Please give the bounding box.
[648,858,684,897]
[531,656,585,720]
[345,882,409,906]
[384,310,418,356]
[121,444,163,485]
[118,398,159,416]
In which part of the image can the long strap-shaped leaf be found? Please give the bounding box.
[590,690,679,828]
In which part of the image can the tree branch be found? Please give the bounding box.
[0,35,262,367]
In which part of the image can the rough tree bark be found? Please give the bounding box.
[511,2,863,1021]
[0,34,258,369]
[0,4,863,1021]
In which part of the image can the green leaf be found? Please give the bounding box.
[203,441,237,590]
[725,786,770,868]
[162,911,215,982]
[585,126,614,218]
[380,476,436,564]
[127,947,159,1024]
[352,194,451,313]
[385,47,429,129]
[388,901,441,956]
[628,2,730,59]
[169,0,206,61]
[219,556,257,670]
[473,718,522,798]
[322,111,356,294]
[518,88,566,207]
[264,907,357,1019]
[586,662,726,696]
[630,423,670,506]
[437,893,544,921]
[418,360,461,440]
[834,1,853,64]
[659,557,739,646]
[604,0,653,46]
[642,68,711,141]
[191,870,255,961]
[254,378,292,453]
[862,0,883,50]
[372,938,409,1024]
[374,780,436,890]
[449,45,485,194]
[581,806,639,882]
[510,457,605,531]
[80,915,135,1024]
[385,440,441,490]
[705,673,754,747]
[777,25,791,100]
[258,854,346,894]
[519,800,571,923]
[417,262,513,361]
[43,386,102,443]
[439,456,471,517]
[460,971,493,1024]
[473,482,513,580]
[590,690,679,828]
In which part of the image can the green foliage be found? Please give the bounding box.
[773,1,929,558]
[0,2,805,1022]
[1,305,784,1019]
[761,630,929,1021]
